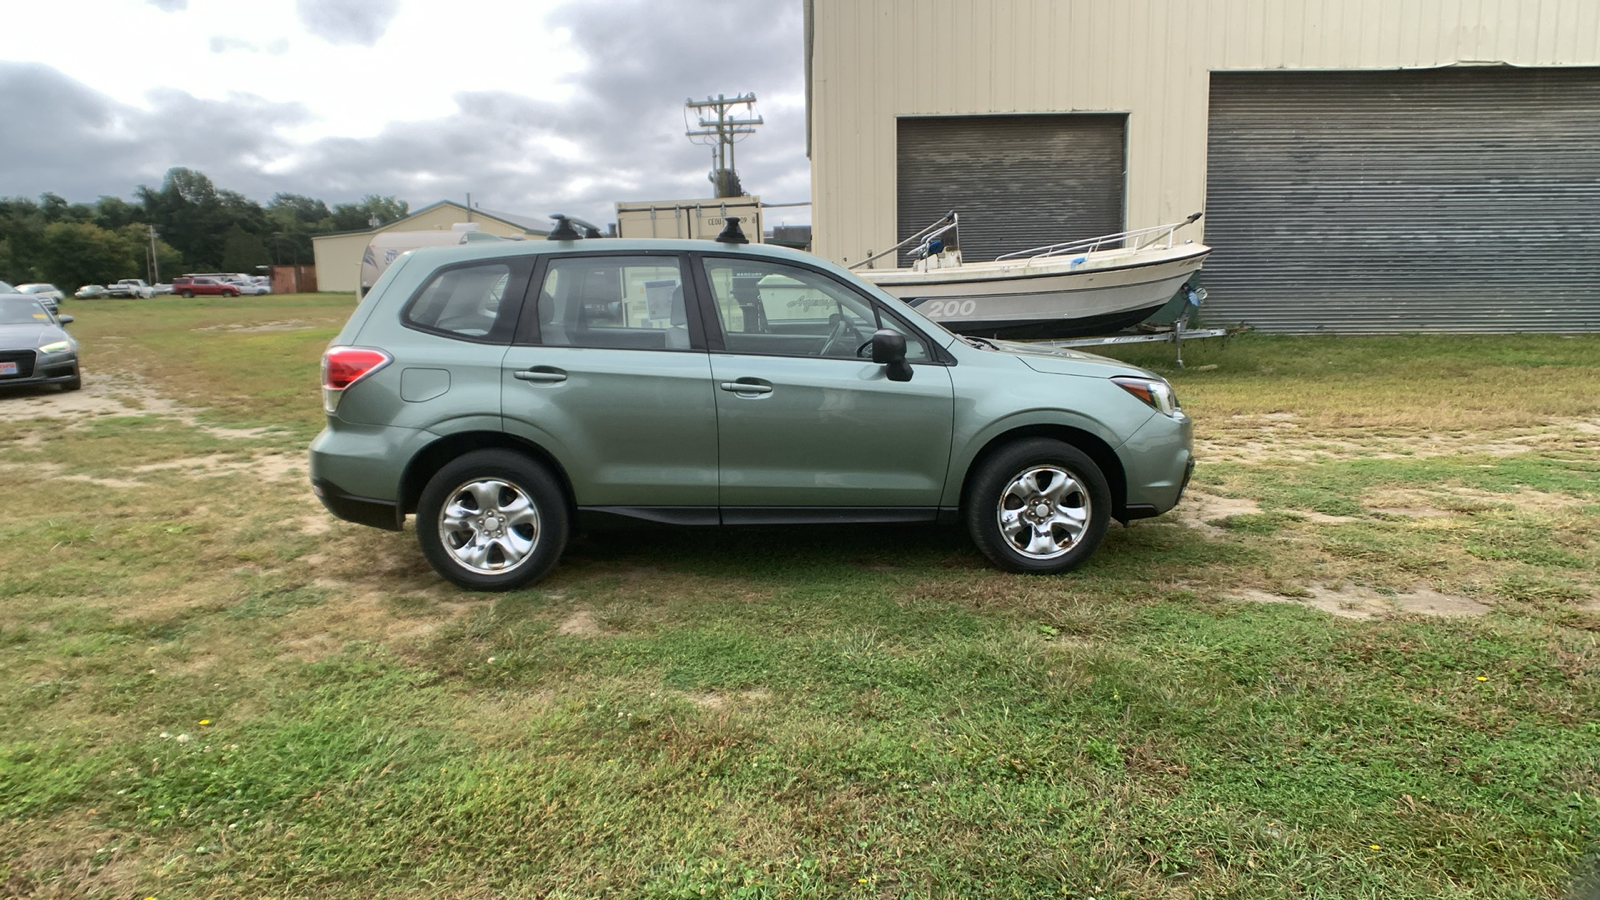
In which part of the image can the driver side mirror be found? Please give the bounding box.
[870,329,913,382]
[58,314,74,325]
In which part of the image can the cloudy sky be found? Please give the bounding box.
[1,0,810,227]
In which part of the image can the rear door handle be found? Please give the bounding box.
[514,367,567,384]
[719,380,773,395]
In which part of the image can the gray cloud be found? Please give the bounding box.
[0,62,307,202]
[297,0,401,46]
[146,0,186,10]
[0,1,808,229]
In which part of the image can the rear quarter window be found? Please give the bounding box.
[403,261,520,343]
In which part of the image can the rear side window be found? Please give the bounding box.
[532,256,692,351]
[404,262,517,342]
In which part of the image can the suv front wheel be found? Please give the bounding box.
[416,449,569,590]
[965,438,1111,574]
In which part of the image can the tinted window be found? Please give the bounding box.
[702,257,930,360]
[533,256,690,351]
[404,262,515,341]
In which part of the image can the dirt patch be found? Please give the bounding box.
[1173,492,1262,533]
[0,460,145,489]
[193,320,315,333]
[0,370,184,423]
[685,689,772,709]
[275,584,470,661]
[1200,415,1600,464]
[131,452,302,481]
[556,609,601,636]
[1236,583,1492,620]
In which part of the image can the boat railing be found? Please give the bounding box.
[993,211,1203,262]
[847,212,960,270]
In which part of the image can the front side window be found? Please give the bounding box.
[404,262,514,341]
[702,257,930,360]
[534,256,690,350]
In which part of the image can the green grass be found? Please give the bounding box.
[1,306,1596,898]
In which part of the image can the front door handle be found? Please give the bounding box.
[719,380,773,395]
[514,367,567,384]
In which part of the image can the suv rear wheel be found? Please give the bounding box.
[416,450,569,591]
[965,438,1111,574]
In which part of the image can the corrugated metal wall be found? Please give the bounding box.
[811,0,1600,271]
[1204,68,1600,332]
[895,115,1126,266]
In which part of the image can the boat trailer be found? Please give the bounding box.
[1019,283,1248,368]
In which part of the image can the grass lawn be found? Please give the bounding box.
[1,294,1596,898]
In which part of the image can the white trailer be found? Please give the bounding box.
[359,223,514,295]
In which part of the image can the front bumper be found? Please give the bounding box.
[1117,410,1195,519]
[0,353,78,389]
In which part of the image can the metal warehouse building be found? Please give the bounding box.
[805,0,1600,332]
[311,201,547,294]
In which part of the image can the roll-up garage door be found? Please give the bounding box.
[897,114,1126,266]
[1203,67,1600,333]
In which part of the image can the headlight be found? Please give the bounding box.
[39,341,72,354]
[1111,376,1180,417]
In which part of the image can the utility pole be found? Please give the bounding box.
[685,93,763,198]
[148,225,160,284]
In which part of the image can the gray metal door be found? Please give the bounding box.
[1204,67,1600,333]
[897,114,1126,266]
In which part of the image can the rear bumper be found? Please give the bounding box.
[310,477,402,531]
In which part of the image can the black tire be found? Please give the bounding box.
[416,449,568,591]
[62,368,82,392]
[964,438,1112,574]
[181,290,194,298]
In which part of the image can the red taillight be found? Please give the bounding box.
[322,346,391,413]
[323,347,392,390]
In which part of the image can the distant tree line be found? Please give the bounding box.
[0,167,408,289]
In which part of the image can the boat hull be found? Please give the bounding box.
[862,245,1210,339]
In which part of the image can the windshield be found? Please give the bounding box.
[0,281,16,294]
[0,297,53,325]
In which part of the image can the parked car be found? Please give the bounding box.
[171,276,240,298]
[107,279,156,299]
[0,295,80,391]
[310,235,1195,590]
[75,284,109,299]
[228,279,272,296]
[15,283,64,313]
[153,283,174,295]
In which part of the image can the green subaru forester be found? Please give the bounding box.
[310,230,1193,590]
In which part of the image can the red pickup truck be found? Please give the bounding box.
[172,276,241,298]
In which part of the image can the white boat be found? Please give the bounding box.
[855,213,1210,339]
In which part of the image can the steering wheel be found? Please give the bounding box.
[818,315,859,357]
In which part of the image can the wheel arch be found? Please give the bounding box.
[959,425,1130,522]
[399,431,576,521]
